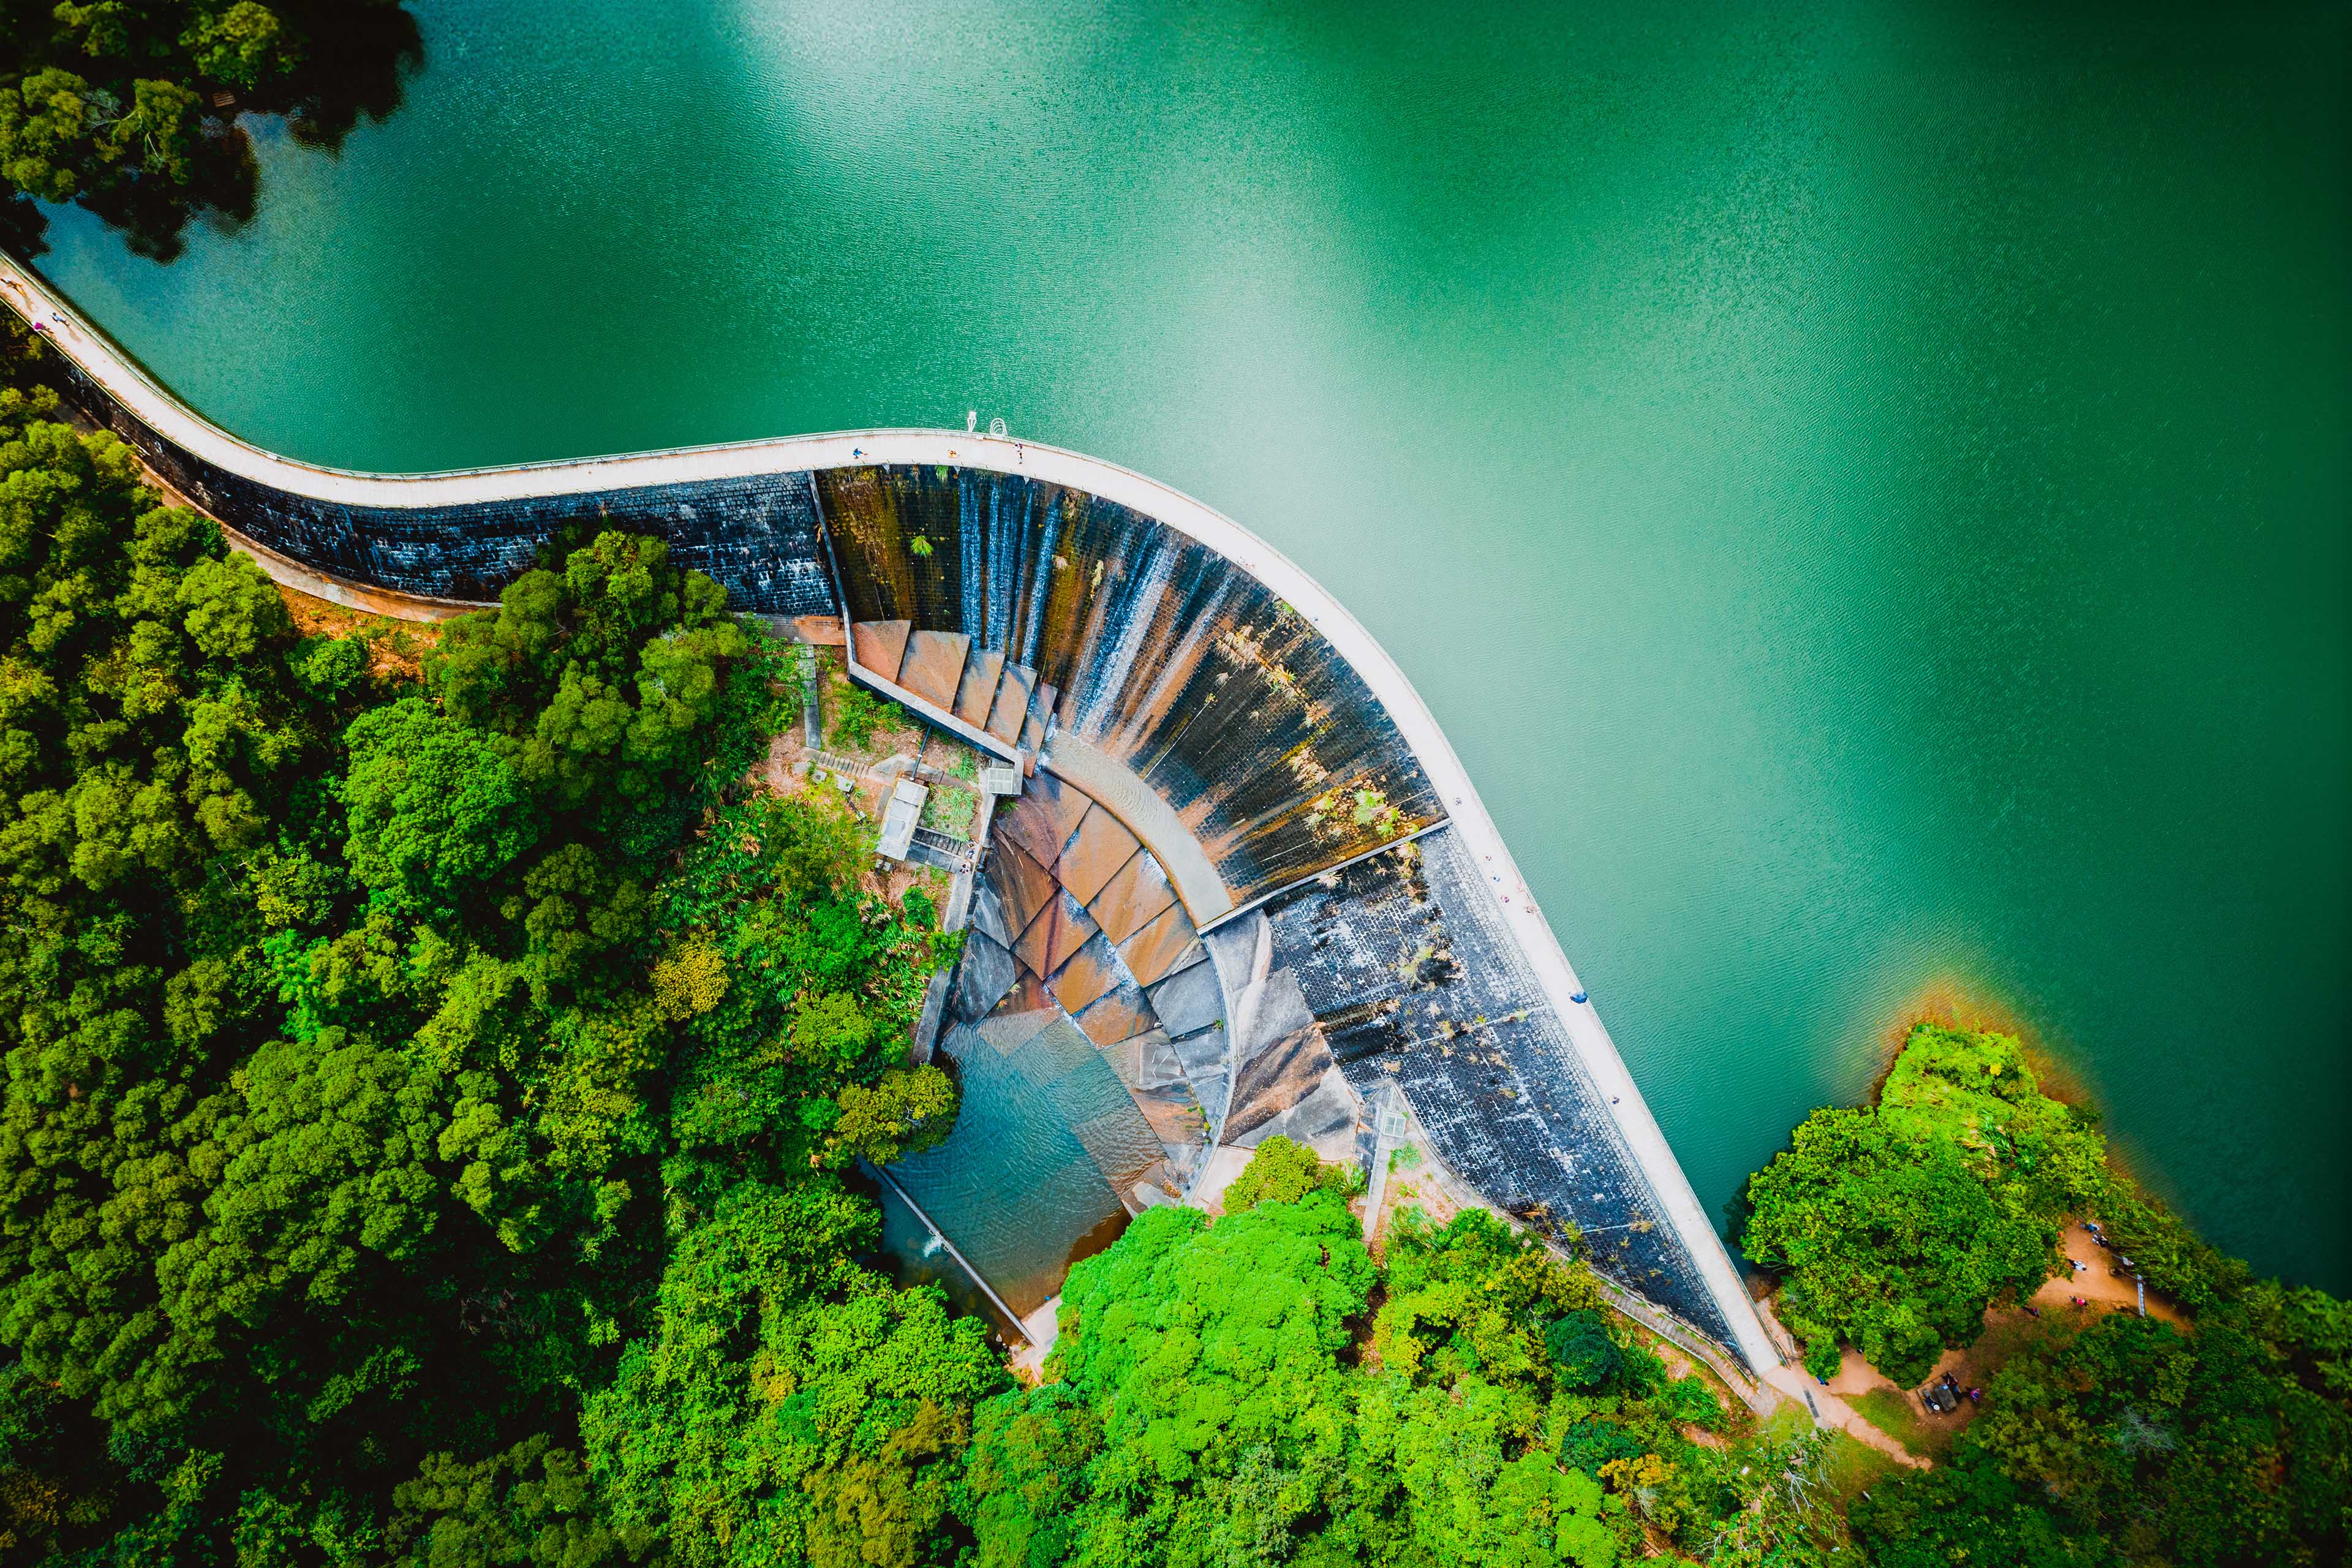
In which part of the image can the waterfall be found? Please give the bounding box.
[959,480,985,638]
[1019,491,1062,673]
[984,475,1020,650]
[1076,537,1173,737]
[1115,573,1231,758]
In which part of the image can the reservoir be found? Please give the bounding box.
[21,0,2347,1289]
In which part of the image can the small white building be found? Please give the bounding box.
[878,778,929,862]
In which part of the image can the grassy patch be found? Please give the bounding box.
[1851,1386,1953,1459]
[1821,1429,1904,1507]
[922,784,976,836]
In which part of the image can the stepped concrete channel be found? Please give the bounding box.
[0,255,1780,1376]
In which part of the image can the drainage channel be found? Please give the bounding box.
[867,1161,1035,1346]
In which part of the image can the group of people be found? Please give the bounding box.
[1931,1371,1984,1408]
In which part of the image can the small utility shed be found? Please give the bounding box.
[878,778,929,862]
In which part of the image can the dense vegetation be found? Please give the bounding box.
[1746,1026,2351,1566]
[0,0,416,255]
[0,360,963,1562]
[1743,1026,2103,1385]
[957,1136,1833,1567]
[0,333,2341,1565]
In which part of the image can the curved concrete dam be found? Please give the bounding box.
[0,256,1778,1375]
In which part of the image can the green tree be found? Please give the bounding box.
[820,1066,958,1168]
[388,1433,650,1568]
[0,358,959,1559]
[0,0,421,254]
[1221,1134,1338,1214]
[1741,1027,2084,1384]
[583,1181,1004,1568]
[954,1384,1100,1568]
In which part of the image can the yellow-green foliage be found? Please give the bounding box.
[1219,1134,1332,1213]
[651,939,728,1020]
[821,1066,959,1167]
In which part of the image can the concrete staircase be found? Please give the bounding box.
[850,620,1056,755]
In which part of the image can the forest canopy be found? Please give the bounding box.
[0,350,963,1562]
[0,330,2340,1566]
[0,0,418,256]
[1745,1026,2351,1566]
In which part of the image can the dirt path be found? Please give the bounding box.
[1755,1362,1929,1468]
[2034,1222,2185,1324]
[1811,1221,2187,1457]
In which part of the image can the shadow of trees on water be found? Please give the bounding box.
[7,2,422,263]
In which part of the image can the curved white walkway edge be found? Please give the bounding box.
[0,252,1781,1374]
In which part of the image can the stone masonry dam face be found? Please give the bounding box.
[0,257,1778,1373]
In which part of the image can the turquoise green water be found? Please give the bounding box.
[25,1,2348,1287]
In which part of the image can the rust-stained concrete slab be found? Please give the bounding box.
[1016,889,1099,982]
[1020,680,1057,753]
[1116,902,1204,989]
[993,838,1060,940]
[1224,1017,1340,1145]
[1049,931,1124,1017]
[1230,967,1318,1074]
[1042,733,1232,924]
[1230,1066,1362,1163]
[989,664,1036,745]
[851,619,911,680]
[993,968,1052,1021]
[1167,1023,1230,1128]
[1147,956,1226,1042]
[1072,972,1153,1047]
[787,614,847,647]
[950,931,1017,1022]
[995,769,1092,870]
[1134,1095,1209,1155]
[1103,1027,1189,1093]
[1059,807,1142,908]
[1090,850,1178,946]
[955,648,1005,728]
[899,630,971,709]
[968,877,1013,949]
